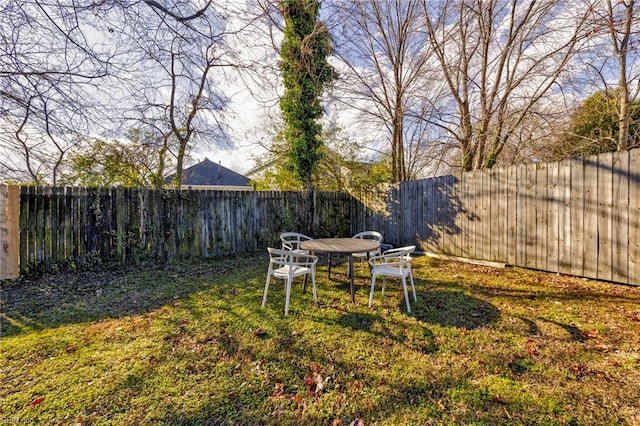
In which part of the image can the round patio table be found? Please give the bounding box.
[300,238,380,303]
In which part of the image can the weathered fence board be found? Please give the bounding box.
[583,158,599,279]
[612,152,629,283]
[629,150,640,283]
[0,185,20,279]
[570,158,585,277]
[547,161,559,273]
[558,159,572,275]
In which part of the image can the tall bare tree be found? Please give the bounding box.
[116,2,240,188]
[423,0,591,171]
[328,0,443,181]
[1,0,241,186]
[0,0,120,183]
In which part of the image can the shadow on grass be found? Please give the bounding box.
[412,286,501,330]
[0,254,263,337]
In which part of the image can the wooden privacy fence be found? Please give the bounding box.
[358,149,640,286]
[5,188,351,276]
[1,149,639,285]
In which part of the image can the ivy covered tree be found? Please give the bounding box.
[279,0,335,191]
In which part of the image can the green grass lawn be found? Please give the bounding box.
[2,253,639,425]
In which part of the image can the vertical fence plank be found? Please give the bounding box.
[469,170,480,260]
[489,169,499,261]
[557,160,572,274]
[116,188,126,263]
[506,165,518,265]
[34,186,44,268]
[19,186,30,273]
[583,156,599,279]
[629,150,640,284]
[535,163,548,271]
[570,158,585,277]
[49,186,58,268]
[415,180,425,251]
[53,187,62,266]
[405,181,415,247]
[525,164,537,268]
[444,176,456,255]
[497,167,508,263]
[516,165,527,266]
[597,153,614,281]
[449,175,463,257]
[474,170,484,259]
[547,162,559,272]
[498,168,508,262]
[425,179,437,253]
[612,151,629,283]
[62,187,71,262]
[459,173,470,258]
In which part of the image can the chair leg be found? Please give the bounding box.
[369,274,377,307]
[381,277,386,296]
[284,277,292,316]
[401,275,411,314]
[311,270,317,304]
[262,274,271,308]
[410,271,417,301]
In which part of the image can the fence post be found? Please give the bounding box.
[1,185,20,279]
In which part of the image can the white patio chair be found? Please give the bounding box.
[352,230,383,260]
[350,231,383,274]
[368,245,417,313]
[262,247,318,315]
[280,232,313,254]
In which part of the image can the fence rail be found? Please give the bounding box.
[1,149,639,285]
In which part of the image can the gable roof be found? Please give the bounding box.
[165,158,250,186]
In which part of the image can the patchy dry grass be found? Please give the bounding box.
[1,254,639,425]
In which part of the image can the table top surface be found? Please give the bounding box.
[300,237,380,254]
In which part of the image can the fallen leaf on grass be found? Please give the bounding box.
[304,363,326,396]
[582,329,599,339]
[270,383,285,400]
[28,397,44,406]
[66,344,77,353]
[526,339,539,356]
[76,415,86,426]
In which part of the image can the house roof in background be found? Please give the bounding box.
[165,158,250,186]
